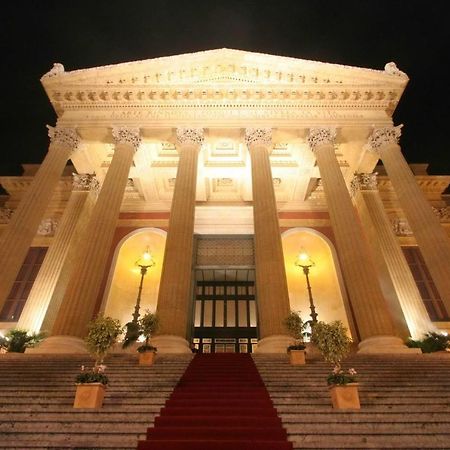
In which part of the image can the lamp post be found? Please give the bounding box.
[131,247,155,324]
[295,250,318,324]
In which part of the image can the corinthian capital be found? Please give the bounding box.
[176,128,204,146]
[351,172,378,196]
[47,126,80,151]
[365,125,402,153]
[112,127,141,150]
[307,127,336,152]
[244,128,272,148]
[72,173,99,192]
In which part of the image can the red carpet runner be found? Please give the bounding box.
[137,353,292,450]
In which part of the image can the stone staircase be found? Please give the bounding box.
[253,352,450,449]
[0,353,192,449]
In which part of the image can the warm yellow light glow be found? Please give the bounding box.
[298,252,309,261]
[142,250,151,261]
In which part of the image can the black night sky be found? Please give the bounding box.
[1,0,449,176]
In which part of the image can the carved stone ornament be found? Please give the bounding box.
[41,62,65,79]
[432,206,450,222]
[72,173,99,192]
[0,207,13,223]
[365,125,403,153]
[47,125,80,151]
[384,62,407,78]
[391,218,413,236]
[176,128,204,146]
[354,172,378,191]
[37,218,58,236]
[245,128,272,148]
[112,127,141,150]
[307,127,337,152]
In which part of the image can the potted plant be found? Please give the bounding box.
[0,329,45,353]
[311,320,360,409]
[123,310,158,365]
[284,311,307,365]
[74,316,122,409]
[406,331,450,353]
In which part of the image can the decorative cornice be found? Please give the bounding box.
[176,128,204,146]
[47,125,80,150]
[112,126,141,149]
[245,128,272,147]
[72,173,99,192]
[365,125,402,153]
[307,127,336,152]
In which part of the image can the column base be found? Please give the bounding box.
[151,335,191,354]
[254,335,294,354]
[357,335,421,354]
[26,335,88,354]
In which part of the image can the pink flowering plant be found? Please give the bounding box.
[327,367,357,386]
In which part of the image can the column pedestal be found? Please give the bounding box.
[26,335,87,354]
[256,335,294,353]
[151,335,191,354]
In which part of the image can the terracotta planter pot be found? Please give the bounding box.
[289,349,306,365]
[139,351,156,366]
[329,383,360,409]
[73,383,106,408]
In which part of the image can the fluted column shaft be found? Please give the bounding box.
[353,173,434,339]
[245,128,291,340]
[0,127,79,312]
[309,128,395,341]
[156,128,203,340]
[17,175,98,333]
[368,127,450,314]
[52,128,139,338]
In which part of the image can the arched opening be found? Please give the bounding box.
[101,228,166,325]
[282,227,354,337]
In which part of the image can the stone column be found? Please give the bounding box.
[245,128,292,353]
[352,173,434,339]
[43,127,139,353]
[309,128,411,353]
[153,128,203,354]
[17,174,99,333]
[0,126,80,312]
[367,126,450,315]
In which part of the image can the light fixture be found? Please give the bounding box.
[295,249,318,324]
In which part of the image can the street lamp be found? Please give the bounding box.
[295,250,318,324]
[131,247,156,325]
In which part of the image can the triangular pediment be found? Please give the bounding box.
[41,48,408,89]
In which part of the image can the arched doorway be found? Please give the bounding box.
[282,228,354,337]
[101,228,166,325]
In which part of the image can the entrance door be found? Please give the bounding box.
[192,268,258,353]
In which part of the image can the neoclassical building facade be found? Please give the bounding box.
[0,49,449,354]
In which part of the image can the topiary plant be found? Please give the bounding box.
[311,320,356,385]
[85,316,122,366]
[284,311,307,351]
[0,329,45,353]
[137,310,159,353]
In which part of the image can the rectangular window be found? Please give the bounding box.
[402,246,448,320]
[0,247,47,321]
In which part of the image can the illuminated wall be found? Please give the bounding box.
[102,228,166,325]
[282,228,352,335]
